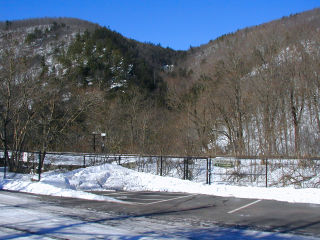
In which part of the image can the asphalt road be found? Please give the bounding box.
[1,190,319,238]
[37,190,320,237]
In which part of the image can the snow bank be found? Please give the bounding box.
[0,170,122,202]
[1,163,320,204]
[0,179,119,202]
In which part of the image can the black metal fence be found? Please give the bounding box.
[1,151,319,188]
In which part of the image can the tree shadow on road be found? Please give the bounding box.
[2,204,317,240]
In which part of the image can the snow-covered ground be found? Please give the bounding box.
[1,164,320,239]
[1,163,320,205]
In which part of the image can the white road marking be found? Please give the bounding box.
[103,192,171,197]
[228,199,262,214]
[103,192,132,195]
[119,197,170,201]
[100,191,195,205]
[132,194,195,205]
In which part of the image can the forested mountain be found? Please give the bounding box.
[162,8,320,157]
[1,9,319,170]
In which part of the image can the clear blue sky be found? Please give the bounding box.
[0,0,319,50]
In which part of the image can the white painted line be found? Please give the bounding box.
[103,192,133,195]
[228,199,262,214]
[120,197,168,201]
[138,194,195,206]
[103,192,165,196]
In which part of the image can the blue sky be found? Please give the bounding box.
[0,0,319,50]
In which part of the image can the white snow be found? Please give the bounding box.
[0,164,320,239]
[110,82,124,89]
[1,163,320,205]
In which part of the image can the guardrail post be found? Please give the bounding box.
[118,156,121,165]
[83,155,86,167]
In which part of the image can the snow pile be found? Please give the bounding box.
[0,169,122,203]
[1,178,119,202]
[1,163,320,204]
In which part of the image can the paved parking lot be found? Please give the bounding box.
[86,190,320,237]
[3,190,320,239]
[4,190,320,238]
[91,191,194,205]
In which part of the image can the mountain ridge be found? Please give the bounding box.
[0,8,319,161]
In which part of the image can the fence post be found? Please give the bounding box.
[206,158,209,184]
[83,155,86,167]
[209,157,212,185]
[3,152,7,179]
[160,156,163,176]
[118,156,121,165]
[38,151,42,181]
[265,158,268,188]
[183,158,186,180]
[186,157,189,180]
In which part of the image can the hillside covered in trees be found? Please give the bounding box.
[167,8,320,157]
[0,9,319,171]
